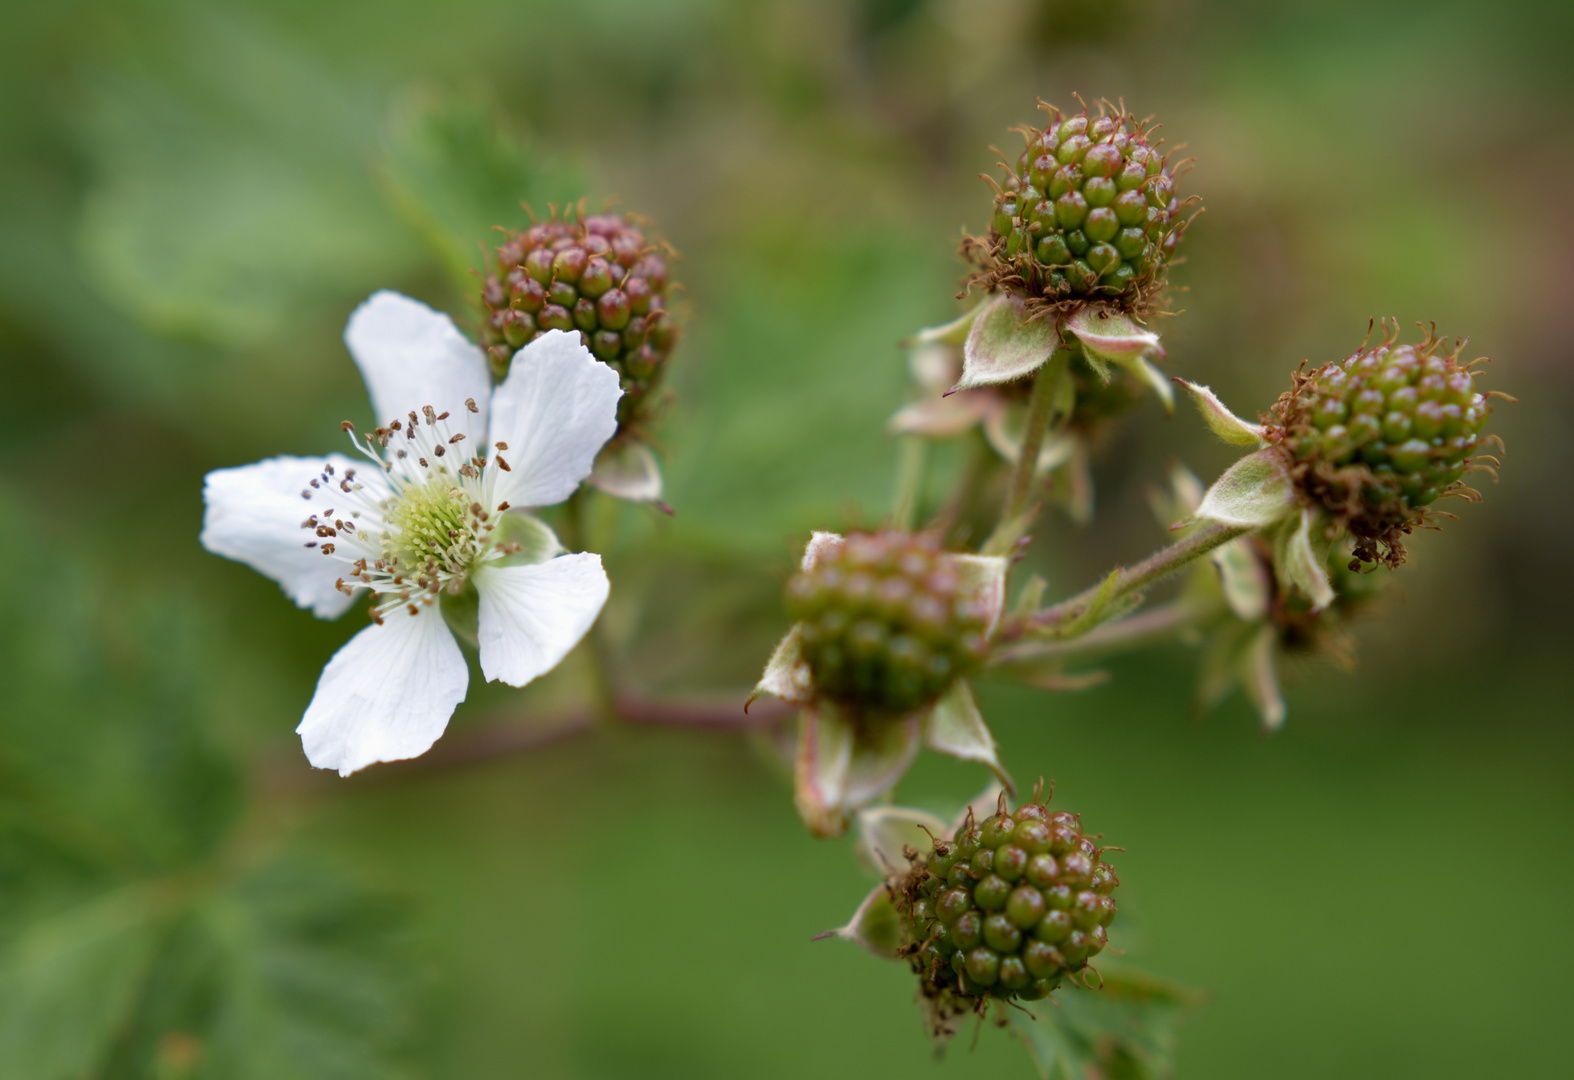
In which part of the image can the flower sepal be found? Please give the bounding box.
[1065,309,1173,413]
[959,293,1064,389]
[1185,447,1299,532]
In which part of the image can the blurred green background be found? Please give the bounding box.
[2,0,1571,1076]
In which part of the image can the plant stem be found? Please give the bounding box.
[988,599,1215,668]
[982,346,1072,554]
[565,488,623,721]
[999,521,1250,640]
[891,434,926,531]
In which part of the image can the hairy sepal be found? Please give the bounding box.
[921,680,1013,794]
[1272,508,1336,610]
[1177,379,1268,446]
[1189,447,1298,531]
[960,294,1060,388]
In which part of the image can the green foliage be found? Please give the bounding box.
[73,10,419,348]
[0,487,420,1079]
[1010,966,1202,1080]
[380,92,585,289]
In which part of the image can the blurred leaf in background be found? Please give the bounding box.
[379,90,585,292]
[0,484,422,1080]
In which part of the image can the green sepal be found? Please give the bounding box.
[589,440,663,503]
[921,679,1014,795]
[1271,507,1336,610]
[792,702,921,838]
[493,512,566,565]
[748,624,812,710]
[1177,378,1268,446]
[1009,964,1205,1080]
[811,884,903,959]
[1188,447,1298,531]
[440,582,480,648]
[1065,309,1173,412]
[960,294,1061,388]
[907,295,989,347]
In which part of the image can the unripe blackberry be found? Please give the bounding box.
[479,210,678,432]
[965,99,1195,317]
[784,531,990,716]
[895,789,1118,1020]
[1267,325,1500,568]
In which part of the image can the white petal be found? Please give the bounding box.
[296,603,468,776]
[345,291,492,436]
[200,455,366,619]
[472,554,610,687]
[485,330,622,509]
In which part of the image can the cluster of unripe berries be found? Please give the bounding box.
[480,213,676,429]
[1269,332,1494,565]
[784,532,989,716]
[896,795,1118,1011]
[972,102,1191,312]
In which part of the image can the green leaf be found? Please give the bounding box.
[73,13,420,347]
[379,91,586,288]
[1011,965,1204,1080]
[102,861,421,1080]
[961,294,1061,388]
[0,888,165,1080]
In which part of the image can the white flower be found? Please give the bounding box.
[201,291,622,775]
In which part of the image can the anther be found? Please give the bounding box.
[321,543,335,554]
[437,411,449,420]
[448,433,465,444]
[434,445,445,457]
[466,398,479,413]
[496,501,511,511]
[495,441,509,451]
[341,421,355,432]
[423,406,437,425]
[496,456,511,471]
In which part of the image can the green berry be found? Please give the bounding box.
[896,789,1119,1016]
[965,99,1195,316]
[1267,327,1499,568]
[480,210,679,435]
[784,531,991,716]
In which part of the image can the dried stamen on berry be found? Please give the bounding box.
[893,785,1119,1038]
[1266,321,1502,568]
[964,98,1198,319]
